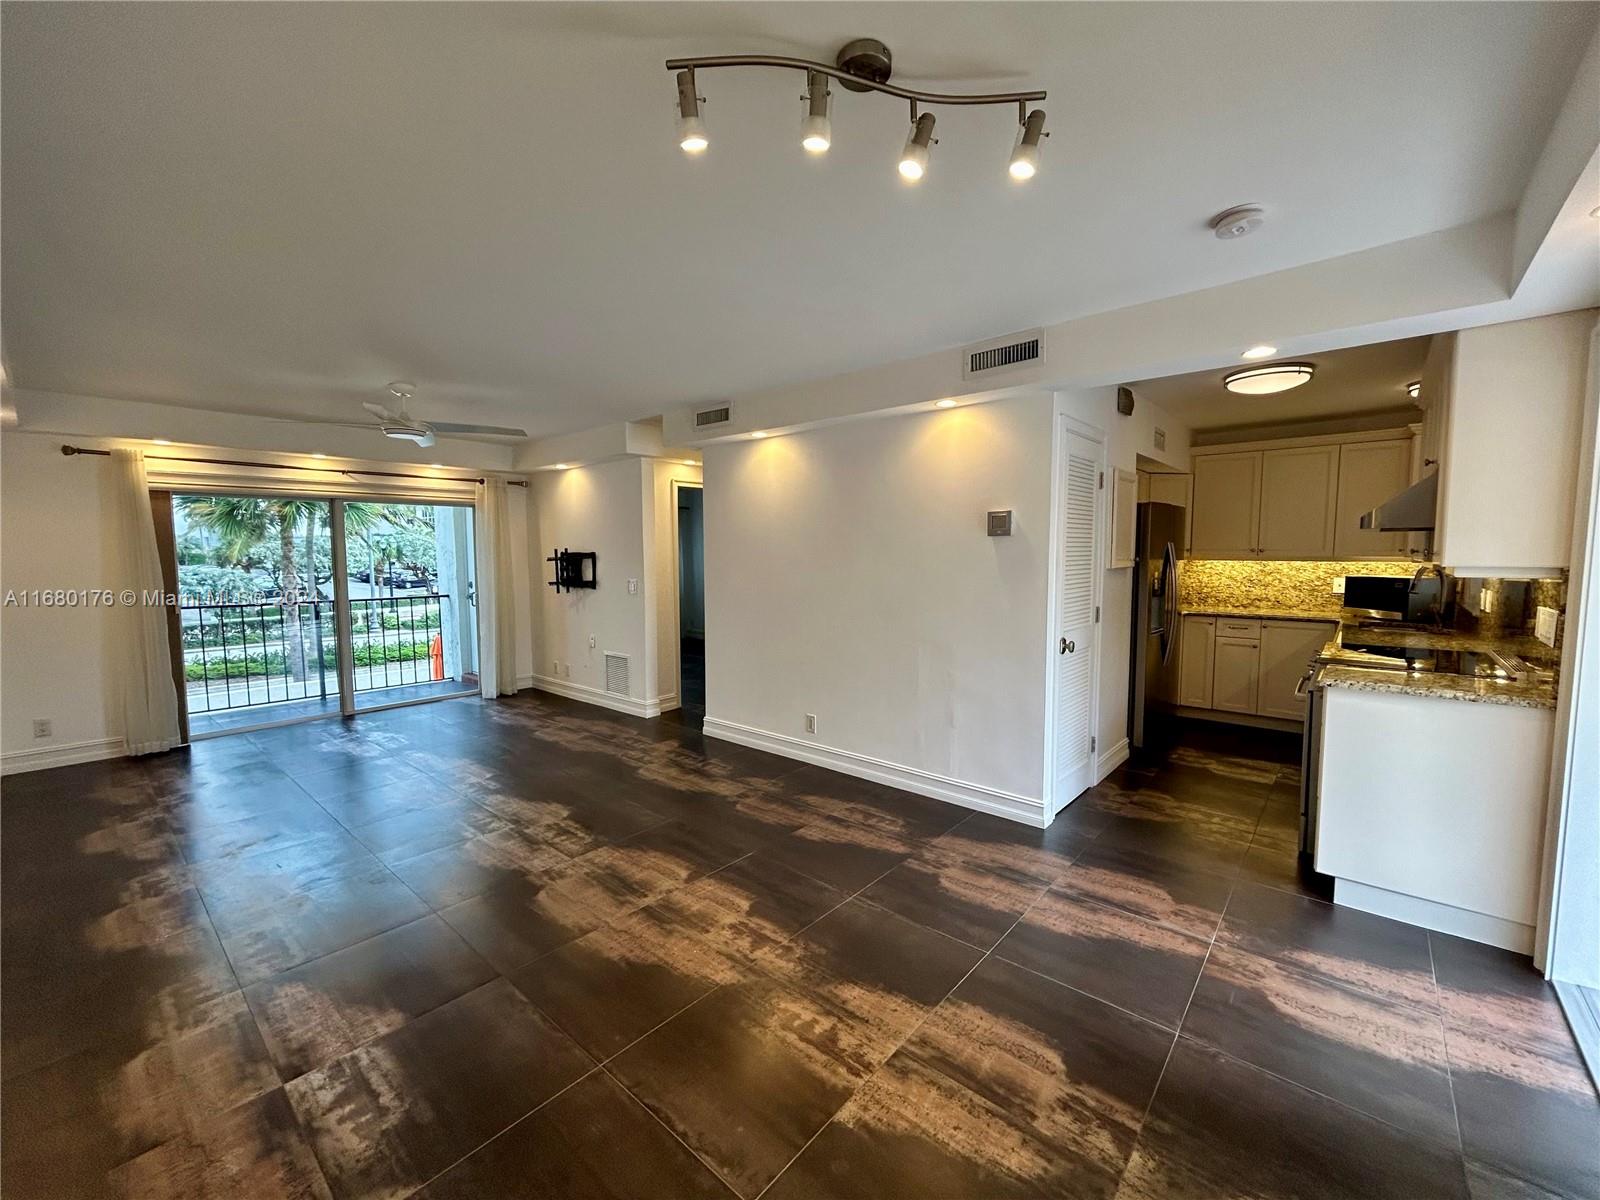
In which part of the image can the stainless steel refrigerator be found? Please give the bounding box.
[1129,501,1185,750]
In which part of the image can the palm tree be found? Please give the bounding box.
[175,497,381,685]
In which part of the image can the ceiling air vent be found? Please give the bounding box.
[604,652,631,697]
[961,329,1045,381]
[695,405,732,428]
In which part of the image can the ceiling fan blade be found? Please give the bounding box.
[428,422,529,438]
[362,400,401,421]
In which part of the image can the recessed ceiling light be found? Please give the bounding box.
[151,438,173,445]
[553,462,572,469]
[1223,363,1315,395]
[750,431,769,439]
[429,462,443,468]
[1591,205,1600,219]
[1406,381,1421,399]
[311,452,327,458]
[934,399,958,409]
[1241,345,1277,360]
[681,459,698,466]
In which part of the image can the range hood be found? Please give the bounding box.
[1360,471,1437,532]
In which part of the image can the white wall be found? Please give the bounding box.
[0,433,121,767]
[530,458,650,707]
[703,394,1057,818]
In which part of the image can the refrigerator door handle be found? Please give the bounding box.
[1158,542,1179,665]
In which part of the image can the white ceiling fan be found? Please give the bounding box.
[361,382,527,447]
[295,381,528,448]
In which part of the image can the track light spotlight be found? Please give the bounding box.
[801,69,832,154]
[676,70,708,154]
[899,111,936,182]
[1009,109,1047,180]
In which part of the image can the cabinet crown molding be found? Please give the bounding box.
[1190,427,1415,456]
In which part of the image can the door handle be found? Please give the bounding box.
[1060,638,1075,654]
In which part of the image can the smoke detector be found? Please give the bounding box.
[1210,205,1266,240]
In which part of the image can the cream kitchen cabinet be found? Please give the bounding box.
[1189,452,1261,557]
[1179,616,1334,722]
[1258,445,1339,558]
[1189,430,1415,562]
[1212,633,1260,714]
[1257,620,1337,719]
[1333,439,1412,559]
[1178,615,1215,708]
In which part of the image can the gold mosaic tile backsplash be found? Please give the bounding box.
[1178,559,1418,615]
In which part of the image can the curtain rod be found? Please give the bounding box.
[59,444,529,487]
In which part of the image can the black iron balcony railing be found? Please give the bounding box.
[179,593,457,714]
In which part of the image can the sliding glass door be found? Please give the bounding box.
[169,491,479,736]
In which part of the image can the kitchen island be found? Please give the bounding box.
[1313,626,1557,952]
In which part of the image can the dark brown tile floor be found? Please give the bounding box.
[3,696,1597,1199]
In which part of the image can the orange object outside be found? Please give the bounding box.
[429,633,444,681]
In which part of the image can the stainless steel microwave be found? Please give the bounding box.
[1342,573,1445,623]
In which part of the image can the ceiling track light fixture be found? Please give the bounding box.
[665,38,1047,182]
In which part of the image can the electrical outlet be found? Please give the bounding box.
[627,579,639,595]
[588,635,596,649]
[552,659,560,673]
[1330,577,1345,595]
[563,662,571,678]
[31,719,51,740]
[1535,606,1559,647]
[804,713,817,735]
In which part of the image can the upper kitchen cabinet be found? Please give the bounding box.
[1432,309,1597,578]
[1190,451,1261,557]
[1258,445,1339,558]
[1334,439,1413,559]
[1146,472,1193,552]
[1190,443,1342,559]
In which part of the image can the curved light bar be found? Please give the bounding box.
[664,54,1045,108]
[1223,363,1316,395]
[666,45,1047,180]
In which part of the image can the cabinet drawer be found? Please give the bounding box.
[1215,617,1261,637]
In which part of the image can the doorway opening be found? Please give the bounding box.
[167,491,480,737]
[675,482,705,719]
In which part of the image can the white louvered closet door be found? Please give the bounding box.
[1054,426,1100,809]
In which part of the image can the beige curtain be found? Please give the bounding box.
[474,478,520,698]
[108,449,182,755]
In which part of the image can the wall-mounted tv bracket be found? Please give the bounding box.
[546,549,597,593]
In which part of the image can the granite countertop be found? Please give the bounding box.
[1315,628,1558,710]
[1180,606,1343,623]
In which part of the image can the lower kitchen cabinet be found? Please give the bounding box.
[1178,616,1337,723]
[1257,620,1337,719]
[1212,635,1260,713]
[1178,615,1215,707]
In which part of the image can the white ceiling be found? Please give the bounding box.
[1127,336,1431,431]
[3,2,1595,440]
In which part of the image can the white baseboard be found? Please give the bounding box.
[1334,878,1534,954]
[528,674,675,720]
[702,716,1047,828]
[2,736,126,776]
[1096,737,1130,781]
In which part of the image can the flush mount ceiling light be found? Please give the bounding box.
[1241,344,1277,360]
[1211,205,1266,240]
[1407,380,1422,399]
[667,39,1047,183]
[1223,362,1315,395]
[934,398,959,409]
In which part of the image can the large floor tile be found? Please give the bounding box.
[244,915,494,1080]
[996,888,1210,1028]
[1219,880,1439,1011]
[771,955,1172,1199]
[1181,943,1458,1144]
[285,978,594,1200]
[412,1070,729,1199]
[1053,839,1235,939]
[1115,1040,1470,1200]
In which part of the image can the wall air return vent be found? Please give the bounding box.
[961,329,1045,381]
[694,405,732,428]
[604,652,631,697]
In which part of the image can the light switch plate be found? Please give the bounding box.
[1535,606,1559,647]
[627,578,639,594]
